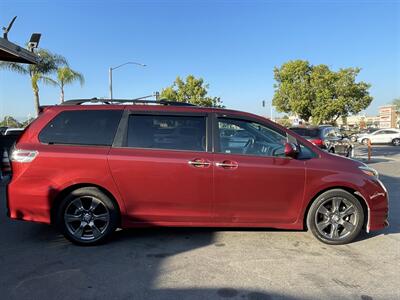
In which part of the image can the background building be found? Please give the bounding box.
[379,105,398,128]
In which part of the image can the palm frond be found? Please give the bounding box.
[57,66,85,86]
[30,49,69,75]
[39,75,58,87]
[0,62,29,75]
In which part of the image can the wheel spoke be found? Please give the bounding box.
[341,205,355,217]
[65,213,81,223]
[330,223,340,239]
[332,198,341,213]
[90,222,102,238]
[89,198,100,212]
[317,205,330,216]
[93,213,109,222]
[74,222,86,237]
[72,198,84,211]
[317,220,330,231]
[341,220,355,233]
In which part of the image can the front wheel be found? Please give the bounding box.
[307,189,364,245]
[392,138,400,146]
[56,187,119,245]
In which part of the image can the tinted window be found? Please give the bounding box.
[127,115,206,151]
[218,118,286,157]
[298,143,318,159]
[39,110,122,146]
[384,130,399,134]
[289,127,320,138]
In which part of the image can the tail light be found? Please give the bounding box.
[309,139,324,147]
[10,149,39,163]
[1,149,11,173]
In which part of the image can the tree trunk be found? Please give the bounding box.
[34,89,40,117]
[60,86,64,103]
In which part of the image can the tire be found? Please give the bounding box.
[392,138,400,146]
[56,187,119,245]
[307,189,364,245]
[361,138,369,145]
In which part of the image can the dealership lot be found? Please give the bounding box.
[0,146,399,300]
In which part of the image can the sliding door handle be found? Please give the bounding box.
[188,159,211,168]
[215,160,238,169]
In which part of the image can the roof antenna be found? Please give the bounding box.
[2,16,17,40]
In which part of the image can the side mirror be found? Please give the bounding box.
[284,142,299,158]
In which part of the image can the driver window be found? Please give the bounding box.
[218,118,287,157]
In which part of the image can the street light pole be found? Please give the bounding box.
[108,61,146,99]
[109,67,113,100]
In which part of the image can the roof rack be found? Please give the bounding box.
[61,97,197,107]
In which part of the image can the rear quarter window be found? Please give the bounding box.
[39,110,122,146]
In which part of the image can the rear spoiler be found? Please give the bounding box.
[38,105,52,114]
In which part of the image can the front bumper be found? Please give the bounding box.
[358,178,389,232]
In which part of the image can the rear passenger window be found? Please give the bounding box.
[39,110,122,146]
[127,115,206,151]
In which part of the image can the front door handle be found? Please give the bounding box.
[188,158,211,168]
[215,160,238,169]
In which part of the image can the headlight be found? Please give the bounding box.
[359,165,379,179]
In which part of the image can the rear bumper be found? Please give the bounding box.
[7,177,53,224]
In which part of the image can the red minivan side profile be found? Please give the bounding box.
[6,99,389,245]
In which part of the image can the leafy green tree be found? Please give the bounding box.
[0,116,21,128]
[272,60,314,121]
[392,98,400,111]
[272,60,372,124]
[160,75,223,107]
[0,49,68,116]
[56,66,85,103]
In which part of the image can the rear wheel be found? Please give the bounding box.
[362,138,370,145]
[307,189,364,245]
[56,187,119,245]
[392,138,400,146]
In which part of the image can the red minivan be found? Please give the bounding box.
[6,99,389,245]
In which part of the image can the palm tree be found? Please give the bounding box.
[0,49,68,116]
[56,67,85,103]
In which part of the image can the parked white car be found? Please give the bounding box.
[357,128,400,146]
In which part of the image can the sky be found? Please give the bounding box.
[0,0,399,121]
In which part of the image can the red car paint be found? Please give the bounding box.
[6,105,388,233]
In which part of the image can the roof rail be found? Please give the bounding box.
[60,97,197,107]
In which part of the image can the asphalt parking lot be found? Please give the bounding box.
[0,145,399,300]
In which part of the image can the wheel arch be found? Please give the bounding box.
[302,186,369,231]
[50,183,122,226]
